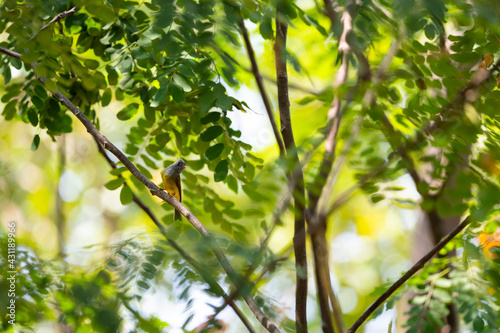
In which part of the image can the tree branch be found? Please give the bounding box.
[275,13,308,333]
[347,217,471,333]
[0,46,21,60]
[0,46,280,333]
[59,89,286,330]
[237,16,286,157]
[31,6,78,40]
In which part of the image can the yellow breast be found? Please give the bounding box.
[162,173,180,201]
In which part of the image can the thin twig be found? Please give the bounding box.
[237,16,286,156]
[211,45,319,96]
[30,6,78,40]
[325,154,396,217]
[347,218,471,333]
[318,116,363,216]
[0,47,281,333]
[55,135,66,255]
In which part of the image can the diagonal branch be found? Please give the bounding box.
[237,16,286,157]
[30,6,78,40]
[94,139,256,333]
[0,47,21,59]
[0,46,281,333]
[347,217,471,333]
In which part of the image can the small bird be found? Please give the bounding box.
[161,159,186,220]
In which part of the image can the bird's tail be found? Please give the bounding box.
[174,209,182,221]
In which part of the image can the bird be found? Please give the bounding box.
[161,159,186,220]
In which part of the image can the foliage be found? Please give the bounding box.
[1,0,500,332]
[374,231,500,333]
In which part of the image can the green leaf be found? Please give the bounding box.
[138,37,152,48]
[28,108,38,126]
[200,126,223,142]
[205,143,224,160]
[101,88,112,106]
[304,14,327,36]
[105,178,125,190]
[34,85,48,99]
[473,317,484,331]
[137,280,150,290]
[110,167,127,176]
[244,163,255,180]
[450,52,481,64]
[214,159,229,182]
[297,96,315,105]
[156,132,170,147]
[31,134,40,151]
[31,96,44,110]
[86,4,116,24]
[246,153,263,164]
[2,100,17,120]
[371,194,385,203]
[3,66,11,85]
[84,59,100,70]
[200,112,221,124]
[141,154,158,169]
[116,103,139,120]
[119,74,134,90]
[119,56,133,74]
[391,198,417,208]
[137,164,153,179]
[224,208,243,219]
[144,105,156,122]
[107,66,118,85]
[199,89,216,113]
[173,74,191,91]
[151,79,168,107]
[120,185,133,205]
[169,81,185,103]
[227,174,238,194]
[277,0,297,19]
[259,16,273,40]
[216,94,233,110]
[242,184,264,202]
[11,58,22,70]
[424,24,436,40]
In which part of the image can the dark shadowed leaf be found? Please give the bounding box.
[120,185,133,205]
[31,134,40,151]
[200,126,223,142]
[117,103,139,120]
[105,178,125,190]
[214,159,229,182]
[205,143,224,160]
